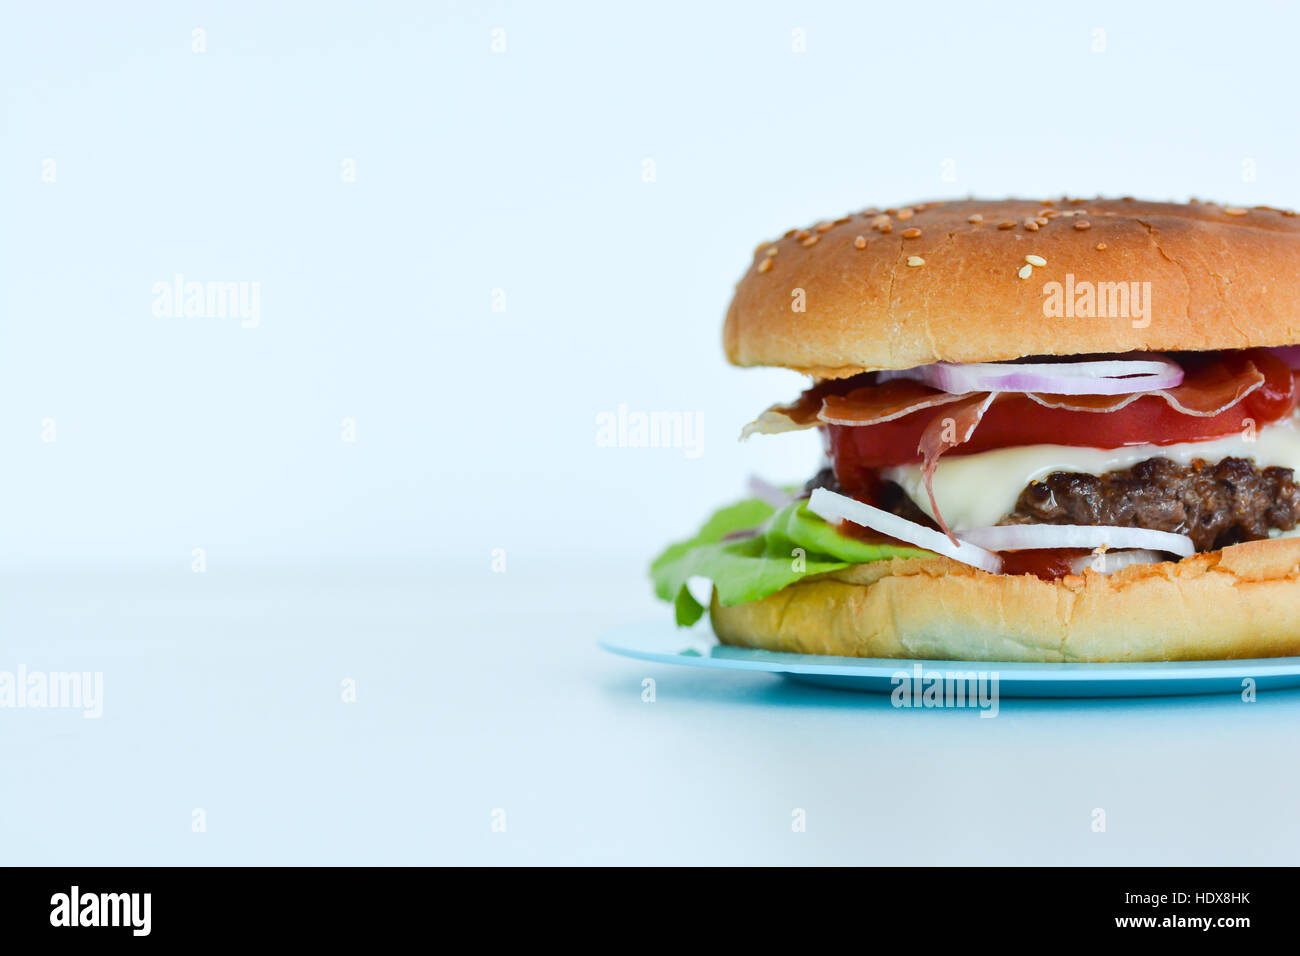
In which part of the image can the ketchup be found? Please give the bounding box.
[997,548,1090,581]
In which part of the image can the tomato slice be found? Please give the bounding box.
[829,350,1297,493]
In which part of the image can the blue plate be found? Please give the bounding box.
[598,620,1300,698]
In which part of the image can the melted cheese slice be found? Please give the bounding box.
[881,412,1300,531]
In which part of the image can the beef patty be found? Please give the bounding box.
[805,457,1300,552]
[1005,457,1300,551]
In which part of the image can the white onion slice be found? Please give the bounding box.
[808,487,1003,573]
[747,475,798,509]
[879,356,1184,396]
[1067,549,1167,576]
[956,524,1195,558]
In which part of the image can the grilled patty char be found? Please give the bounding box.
[1004,457,1300,552]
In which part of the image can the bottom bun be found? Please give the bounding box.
[709,537,1300,662]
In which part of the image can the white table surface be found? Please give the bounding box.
[5,557,1298,866]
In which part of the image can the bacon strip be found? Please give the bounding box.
[819,380,974,426]
[739,407,817,440]
[741,378,971,438]
[1026,357,1266,417]
[738,378,851,439]
[915,393,998,543]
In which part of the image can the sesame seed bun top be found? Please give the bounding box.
[723,198,1300,378]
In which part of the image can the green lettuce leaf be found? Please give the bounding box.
[650,496,934,626]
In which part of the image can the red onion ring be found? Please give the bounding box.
[808,488,1003,573]
[746,475,798,509]
[1266,346,1300,370]
[879,355,1185,396]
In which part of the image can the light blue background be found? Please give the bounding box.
[3,0,1299,864]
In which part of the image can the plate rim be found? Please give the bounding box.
[598,621,1300,682]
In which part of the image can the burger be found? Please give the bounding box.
[651,198,1300,662]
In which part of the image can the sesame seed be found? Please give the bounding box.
[832,216,851,226]
[1024,219,1040,231]
[795,229,810,240]
[878,222,893,234]
[902,227,922,239]
[801,235,820,247]
[1074,220,1091,231]
[1025,254,1047,267]
[1018,264,1034,279]
[997,221,1016,230]
[766,246,779,256]
[896,208,915,220]
[854,235,867,249]
[968,214,984,223]
[1225,206,1248,216]
[1096,243,1107,251]
[815,221,833,233]
[906,256,925,267]
[757,258,773,273]
[1035,216,1049,226]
